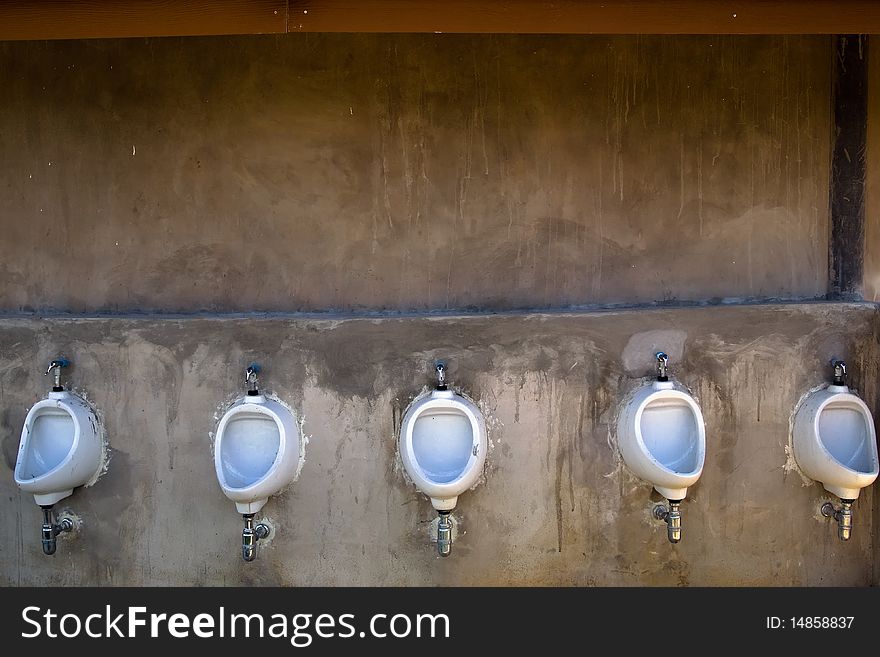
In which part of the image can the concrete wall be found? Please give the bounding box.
[1,34,875,587]
[864,37,880,584]
[0,34,830,312]
[0,304,876,586]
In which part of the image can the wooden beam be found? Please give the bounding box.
[829,35,869,300]
[0,1,287,41]
[287,1,880,35]
[866,37,880,303]
[4,1,880,40]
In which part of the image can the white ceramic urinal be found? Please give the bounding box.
[214,363,301,561]
[617,352,706,543]
[399,362,487,556]
[14,359,104,554]
[793,360,878,540]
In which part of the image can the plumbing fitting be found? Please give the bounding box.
[436,511,453,557]
[821,500,854,541]
[45,358,70,392]
[656,352,669,382]
[654,500,682,543]
[40,506,74,555]
[241,514,270,562]
[435,361,447,391]
[245,362,261,396]
[831,359,847,386]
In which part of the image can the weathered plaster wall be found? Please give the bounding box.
[0,304,876,586]
[0,34,830,313]
[866,35,880,585]
[1,34,873,587]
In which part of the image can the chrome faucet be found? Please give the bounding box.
[656,352,669,382]
[654,500,682,543]
[40,506,74,555]
[45,358,69,391]
[435,361,447,390]
[822,500,854,541]
[241,514,271,561]
[831,359,847,386]
[437,512,453,557]
[245,362,261,396]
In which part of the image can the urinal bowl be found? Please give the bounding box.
[399,389,487,511]
[617,381,706,500]
[14,391,103,507]
[214,394,301,514]
[793,385,879,500]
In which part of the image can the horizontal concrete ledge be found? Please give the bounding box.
[0,296,864,323]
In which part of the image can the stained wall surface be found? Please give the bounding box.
[1,34,874,587]
[0,304,876,586]
[0,34,830,312]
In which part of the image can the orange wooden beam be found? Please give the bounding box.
[2,0,880,41]
[287,0,880,35]
[0,0,286,41]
